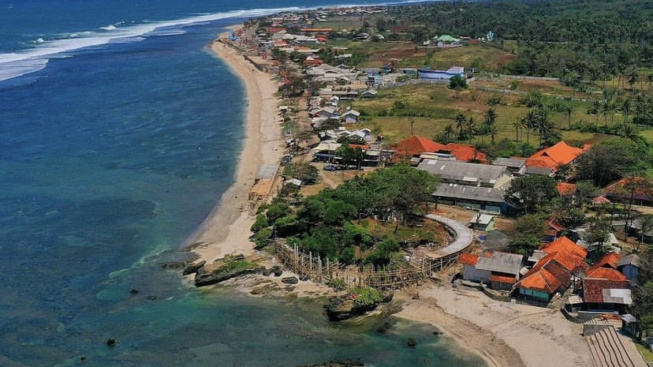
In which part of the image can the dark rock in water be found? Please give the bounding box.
[325,291,394,322]
[80,356,87,362]
[298,360,364,367]
[407,338,417,347]
[271,265,283,277]
[194,262,264,287]
[433,330,442,335]
[377,322,393,334]
[160,261,187,270]
[106,339,116,347]
[129,288,139,295]
[182,260,206,275]
[147,295,157,301]
[281,276,298,284]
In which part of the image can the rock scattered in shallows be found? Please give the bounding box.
[129,288,139,295]
[377,322,393,334]
[407,338,417,348]
[281,276,299,284]
[182,260,206,275]
[80,356,87,362]
[271,265,283,277]
[106,339,116,347]
[147,295,157,301]
[297,360,364,367]
[433,329,442,335]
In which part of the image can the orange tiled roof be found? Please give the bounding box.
[527,141,583,171]
[583,279,630,304]
[441,143,488,163]
[586,267,628,281]
[489,274,517,284]
[393,136,445,160]
[605,177,653,200]
[542,236,587,260]
[348,144,369,150]
[518,260,572,293]
[591,252,621,270]
[557,183,577,197]
[517,236,588,294]
[459,253,479,266]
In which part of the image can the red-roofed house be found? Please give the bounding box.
[557,183,577,197]
[393,136,488,164]
[605,177,653,206]
[515,236,588,302]
[393,136,445,163]
[526,141,583,173]
[582,279,631,311]
[586,252,627,281]
[440,143,488,163]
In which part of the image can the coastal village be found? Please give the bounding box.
[185,3,653,367]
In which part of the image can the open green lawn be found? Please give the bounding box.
[346,82,614,147]
[400,44,516,70]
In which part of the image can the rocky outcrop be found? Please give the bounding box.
[183,260,206,275]
[281,276,298,284]
[194,261,264,287]
[325,291,394,322]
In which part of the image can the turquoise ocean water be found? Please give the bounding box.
[0,0,484,365]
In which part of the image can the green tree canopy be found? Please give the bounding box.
[506,175,559,213]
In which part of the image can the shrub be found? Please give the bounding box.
[254,228,273,249]
[251,214,269,233]
[350,287,383,308]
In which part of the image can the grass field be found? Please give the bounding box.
[345,81,614,147]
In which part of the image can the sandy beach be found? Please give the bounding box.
[186,30,283,264]
[397,285,594,367]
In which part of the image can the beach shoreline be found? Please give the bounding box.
[184,27,283,264]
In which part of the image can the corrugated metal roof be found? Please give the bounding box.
[418,159,509,184]
[475,252,523,276]
[434,184,509,203]
[493,157,526,169]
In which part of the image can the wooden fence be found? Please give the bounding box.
[274,241,425,290]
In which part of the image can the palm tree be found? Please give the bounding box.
[521,111,537,145]
[454,113,467,140]
[466,117,477,142]
[489,125,498,145]
[513,120,522,142]
[484,108,498,127]
[621,98,632,123]
[619,123,638,141]
[443,124,454,141]
[564,104,574,130]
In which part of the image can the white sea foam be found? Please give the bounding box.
[35,38,45,44]
[0,2,431,82]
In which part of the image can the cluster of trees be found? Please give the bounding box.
[384,0,653,80]
[251,165,438,266]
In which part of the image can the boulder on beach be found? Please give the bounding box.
[194,260,264,287]
[281,276,299,284]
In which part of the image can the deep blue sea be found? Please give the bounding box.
[0,0,484,366]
